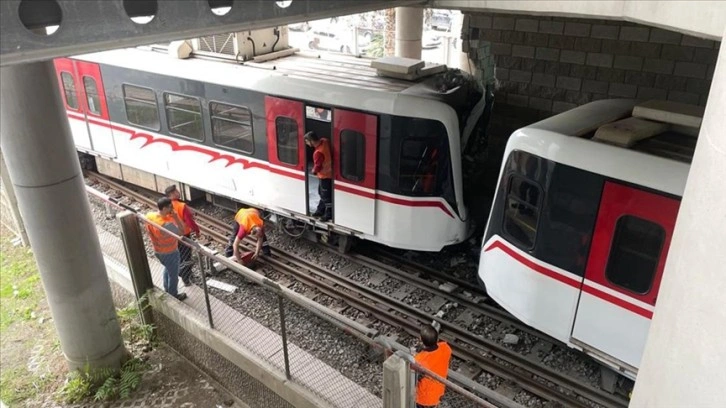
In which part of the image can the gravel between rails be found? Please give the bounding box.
[84,175,632,407]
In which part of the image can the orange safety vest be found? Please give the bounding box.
[415,341,452,406]
[234,208,264,235]
[171,199,192,235]
[314,139,332,179]
[145,212,179,254]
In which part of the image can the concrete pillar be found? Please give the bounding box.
[0,61,127,371]
[382,354,410,408]
[0,151,29,246]
[395,7,423,59]
[630,34,726,406]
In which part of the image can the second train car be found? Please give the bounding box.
[478,99,701,380]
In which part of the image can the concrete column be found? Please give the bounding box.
[630,34,726,406]
[395,7,423,59]
[0,151,29,246]
[0,61,127,370]
[382,353,410,408]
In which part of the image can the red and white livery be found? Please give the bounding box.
[478,99,701,379]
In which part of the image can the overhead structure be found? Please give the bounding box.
[0,0,425,66]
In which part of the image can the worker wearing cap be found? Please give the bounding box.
[414,324,452,408]
[145,197,187,301]
[225,207,271,263]
[304,131,333,222]
[165,185,200,286]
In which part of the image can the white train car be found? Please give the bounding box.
[53,46,489,251]
[478,99,702,380]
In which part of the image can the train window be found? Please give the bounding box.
[305,106,331,122]
[83,76,101,115]
[340,130,365,182]
[275,116,298,166]
[503,176,541,250]
[399,139,442,195]
[606,216,665,294]
[164,93,203,141]
[60,72,78,110]
[123,84,159,130]
[210,102,254,154]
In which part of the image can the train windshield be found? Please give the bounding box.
[379,116,456,212]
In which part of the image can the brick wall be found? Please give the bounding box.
[463,13,720,136]
[461,12,720,206]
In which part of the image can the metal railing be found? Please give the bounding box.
[84,183,512,408]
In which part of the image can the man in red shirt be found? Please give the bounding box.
[224,207,271,263]
[304,131,333,222]
[165,185,200,286]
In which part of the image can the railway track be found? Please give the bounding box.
[85,171,629,408]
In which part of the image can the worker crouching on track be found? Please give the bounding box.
[225,208,272,265]
[145,197,187,301]
[304,131,333,222]
[414,324,452,408]
[165,185,200,286]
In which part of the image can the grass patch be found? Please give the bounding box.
[0,227,63,404]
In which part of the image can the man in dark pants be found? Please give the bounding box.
[165,185,200,286]
[304,131,333,222]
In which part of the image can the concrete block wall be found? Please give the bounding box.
[464,13,720,135]
[462,12,720,196]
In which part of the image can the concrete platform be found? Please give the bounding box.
[96,226,380,408]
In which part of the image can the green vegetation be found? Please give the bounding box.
[0,227,154,405]
[0,229,60,404]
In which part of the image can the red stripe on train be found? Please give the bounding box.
[69,114,455,217]
[334,183,455,218]
[483,240,653,319]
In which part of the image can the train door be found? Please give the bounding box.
[331,108,377,234]
[75,61,116,157]
[303,105,334,218]
[571,181,679,369]
[53,58,92,151]
[53,59,116,157]
[265,96,307,215]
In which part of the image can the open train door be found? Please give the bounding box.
[265,96,307,215]
[74,61,116,157]
[332,109,378,234]
[571,182,679,370]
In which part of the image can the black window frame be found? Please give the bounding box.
[275,116,299,166]
[605,215,665,295]
[163,92,204,142]
[209,101,254,154]
[82,76,101,115]
[60,71,79,110]
[340,129,366,182]
[398,137,444,196]
[501,174,543,250]
[122,84,160,131]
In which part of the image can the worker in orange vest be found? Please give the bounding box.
[165,185,200,286]
[414,324,452,408]
[224,207,271,263]
[145,197,187,301]
[304,131,333,222]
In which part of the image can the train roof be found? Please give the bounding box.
[507,99,698,197]
[73,47,466,113]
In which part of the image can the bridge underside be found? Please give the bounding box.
[0,0,425,66]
